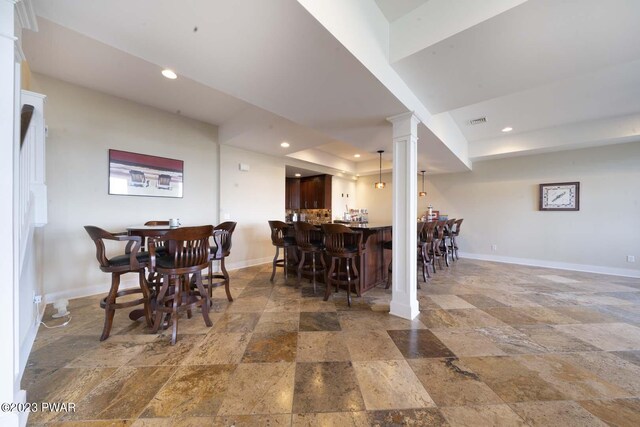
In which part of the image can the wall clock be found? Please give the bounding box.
[539,182,580,211]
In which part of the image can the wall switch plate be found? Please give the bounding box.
[491,244,498,251]
[628,255,636,263]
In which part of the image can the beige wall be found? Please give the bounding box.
[358,142,640,276]
[31,74,219,298]
[356,172,393,225]
[218,145,286,269]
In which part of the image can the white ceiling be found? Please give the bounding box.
[375,0,430,22]
[389,0,640,153]
[21,0,640,176]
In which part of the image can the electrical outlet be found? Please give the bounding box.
[628,255,636,263]
[491,244,498,252]
[33,294,42,304]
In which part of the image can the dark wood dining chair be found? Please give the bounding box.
[294,221,326,292]
[84,226,153,341]
[422,220,438,273]
[433,220,450,268]
[322,223,364,307]
[207,221,237,302]
[268,220,297,282]
[148,225,213,345]
[450,218,463,261]
[445,218,457,263]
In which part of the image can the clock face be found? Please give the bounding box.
[540,182,579,211]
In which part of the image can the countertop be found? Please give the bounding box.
[285,221,391,230]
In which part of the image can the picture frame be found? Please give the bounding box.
[539,182,579,211]
[108,149,184,198]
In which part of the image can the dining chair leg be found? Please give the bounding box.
[194,271,213,327]
[312,254,317,293]
[351,256,361,297]
[152,275,171,333]
[270,246,279,282]
[138,270,153,328]
[218,258,233,302]
[169,277,183,345]
[100,272,121,341]
[285,247,290,281]
[297,251,306,288]
[346,259,352,307]
[324,257,336,301]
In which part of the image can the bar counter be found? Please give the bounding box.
[286,221,391,294]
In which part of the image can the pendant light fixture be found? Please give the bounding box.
[374,150,386,189]
[419,170,427,197]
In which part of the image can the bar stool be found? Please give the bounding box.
[84,226,153,341]
[294,221,326,292]
[268,220,297,282]
[433,220,450,268]
[450,218,463,261]
[322,224,364,307]
[383,222,428,289]
[445,218,457,264]
[149,225,213,345]
[422,220,438,273]
[207,221,236,302]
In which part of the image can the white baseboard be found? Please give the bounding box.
[225,256,273,271]
[458,252,640,278]
[44,258,274,303]
[19,299,45,377]
[44,275,140,303]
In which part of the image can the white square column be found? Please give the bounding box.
[388,112,420,320]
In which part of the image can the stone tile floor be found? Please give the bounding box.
[23,260,640,426]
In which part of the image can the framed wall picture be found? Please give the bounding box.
[108,149,184,198]
[539,182,579,211]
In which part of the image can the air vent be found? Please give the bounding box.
[468,117,487,126]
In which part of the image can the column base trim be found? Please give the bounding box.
[389,299,420,320]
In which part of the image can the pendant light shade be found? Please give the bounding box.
[419,170,427,197]
[374,150,385,189]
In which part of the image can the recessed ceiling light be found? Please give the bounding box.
[294,173,301,177]
[161,69,177,79]
[280,142,290,148]
[502,127,513,132]
[354,154,361,158]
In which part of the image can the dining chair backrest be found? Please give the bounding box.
[84,225,144,272]
[212,221,237,260]
[453,218,464,236]
[151,225,213,271]
[422,221,437,243]
[294,221,323,251]
[268,220,289,246]
[417,221,426,241]
[435,220,447,239]
[321,223,362,256]
[446,219,456,234]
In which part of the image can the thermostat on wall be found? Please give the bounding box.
[239,163,250,172]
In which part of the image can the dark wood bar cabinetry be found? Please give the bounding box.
[287,174,332,210]
[285,178,300,210]
[286,223,391,295]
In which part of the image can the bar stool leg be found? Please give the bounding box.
[284,247,288,281]
[270,246,279,282]
[100,272,121,341]
[346,258,352,307]
[312,254,317,293]
[297,252,306,288]
[324,257,336,301]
